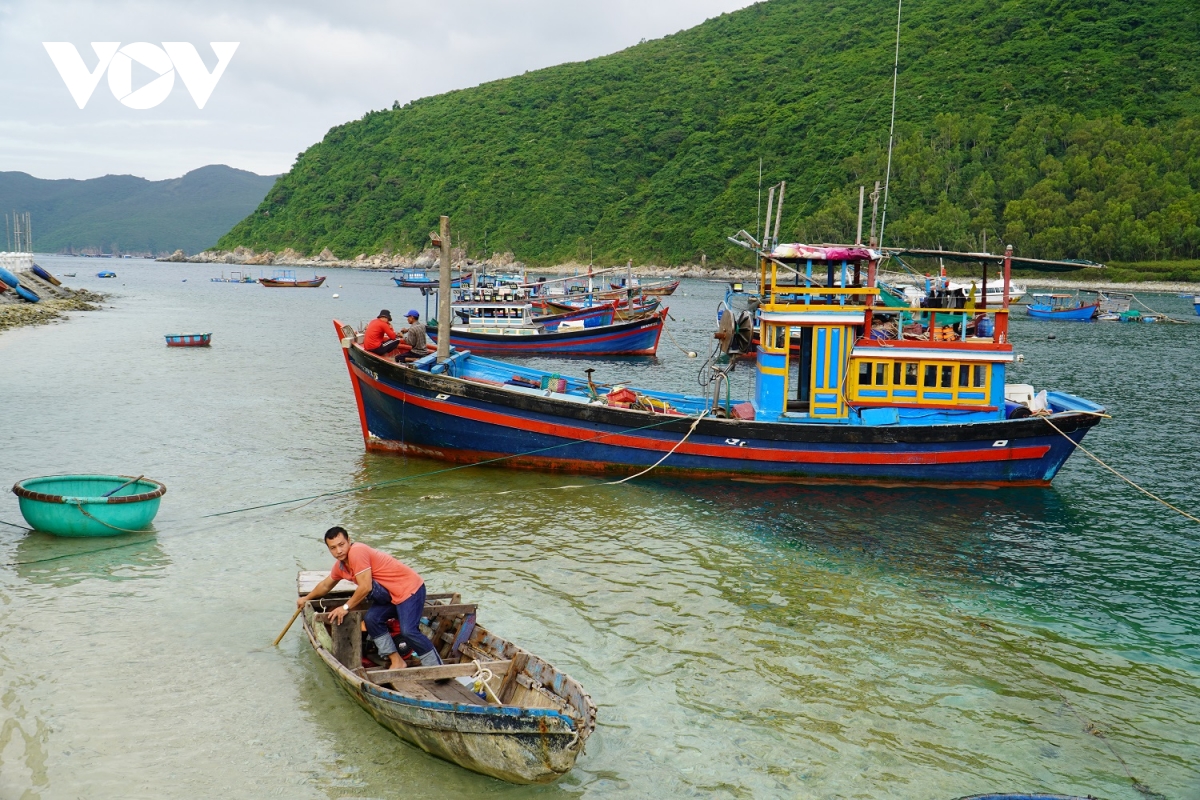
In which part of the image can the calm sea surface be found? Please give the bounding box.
[1,256,1198,799]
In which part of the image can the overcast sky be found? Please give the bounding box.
[0,0,757,181]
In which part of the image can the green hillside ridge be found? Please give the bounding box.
[218,0,1200,272]
[1,166,277,255]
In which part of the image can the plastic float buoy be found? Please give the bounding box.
[332,293,340,298]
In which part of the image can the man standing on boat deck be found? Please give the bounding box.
[297,527,442,669]
[400,309,430,357]
[363,309,402,356]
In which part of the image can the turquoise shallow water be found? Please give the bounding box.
[1,257,1198,799]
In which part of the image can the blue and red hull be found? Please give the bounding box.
[534,304,615,329]
[429,313,664,356]
[336,324,1101,487]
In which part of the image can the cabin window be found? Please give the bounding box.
[959,364,971,387]
[858,361,873,386]
[940,365,954,388]
[773,325,787,350]
[973,364,987,387]
[893,362,902,385]
[924,364,938,387]
[905,363,918,386]
[875,363,888,386]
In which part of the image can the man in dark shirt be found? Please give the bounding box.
[401,310,430,357]
[363,310,401,355]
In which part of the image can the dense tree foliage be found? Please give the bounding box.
[219,0,1200,268]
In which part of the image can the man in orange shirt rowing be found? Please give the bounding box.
[297,527,442,669]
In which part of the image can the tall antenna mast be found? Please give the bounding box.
[756,158,763,247]
[878,0,903,249]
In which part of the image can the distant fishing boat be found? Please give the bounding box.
[1026,293,1098,321]
[1194,295,1199,315]
[164,333,212,347]
[298,573,595,784]
[392,268,473,289]
[259,269,325,288]
[429,289,664,355]
[1095,291,1160,323]
[609,278,680,296]
[211,271,256,283]
[97,271,117,278]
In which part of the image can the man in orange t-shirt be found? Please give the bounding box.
[363,310,403,356]
[297,527,441,669]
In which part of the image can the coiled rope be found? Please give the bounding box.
[1044,416,1200,525]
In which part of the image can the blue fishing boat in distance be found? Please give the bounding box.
[392,268,473,289]
[426,286,664,356]
[332,242,1105,487]
[1194,295,1199,315]
[1026,293,1098,321]
[97,271,117,278]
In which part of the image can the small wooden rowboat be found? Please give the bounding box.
[164,333,212,347]
[297,572,595,784]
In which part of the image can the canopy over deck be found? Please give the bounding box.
[884,248,1104,271]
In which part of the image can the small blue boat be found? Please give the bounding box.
[1194,295,1199,315]
[14,284,39,303]
[393,268,473,289]
[0,266,20,288]
[12,475,166,537]
[164,332,212,347]
[97,271,117,278]
[32,264,61,286]
[1026,294,1098,321]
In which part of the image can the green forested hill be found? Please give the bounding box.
[1,166,276,255]
[219,0,1200,266]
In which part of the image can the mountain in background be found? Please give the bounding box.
[219,0,1200,267]
[0,165,277,255]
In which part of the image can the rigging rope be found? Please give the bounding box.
[1043,416,1200,525]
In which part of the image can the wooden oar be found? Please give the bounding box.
[274,606,303,647]
[103,475,144,498]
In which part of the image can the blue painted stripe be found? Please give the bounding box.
[925,392,954,400]
[815,328,827,388]
[814,393,838,403]
[859,389,888,398]
[894,390,917,398]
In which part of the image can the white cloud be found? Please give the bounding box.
[0,0,757,180]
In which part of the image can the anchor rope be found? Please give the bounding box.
[494,410,710,495]
[205,410,711,519]
[0,518,33,531]
[1131,293,1188,324]
[1043,417,1200,525]
[971,616,1165,800]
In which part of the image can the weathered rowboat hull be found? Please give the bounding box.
[301,598,593,784]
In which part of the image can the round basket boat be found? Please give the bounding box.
[12,475,166,537]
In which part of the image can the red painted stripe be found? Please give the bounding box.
[351,364,1050,466]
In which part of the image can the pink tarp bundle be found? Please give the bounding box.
[771,243,874,261]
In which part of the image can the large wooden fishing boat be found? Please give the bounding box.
[333,244,1104,486]
[297,573,595,784]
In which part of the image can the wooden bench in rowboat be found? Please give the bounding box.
[295,572,596,784]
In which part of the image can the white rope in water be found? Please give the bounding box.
[1044,416,1200,525]
[495,410,710,495]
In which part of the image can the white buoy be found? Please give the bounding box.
[687,351,698,358]
[332,293,340,298]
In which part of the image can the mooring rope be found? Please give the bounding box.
[1044,417,1200,525]
[1132,293,1188,324]
[0,518,33,531]
[972,616,1165,800]
[494,410,710,495]
[205,412,710,519]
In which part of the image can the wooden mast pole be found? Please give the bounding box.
[436,216,452,362]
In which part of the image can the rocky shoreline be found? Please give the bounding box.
[162,248,1200,293]
[0,291,106,333]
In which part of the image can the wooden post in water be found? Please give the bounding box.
[437,215,452,362]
